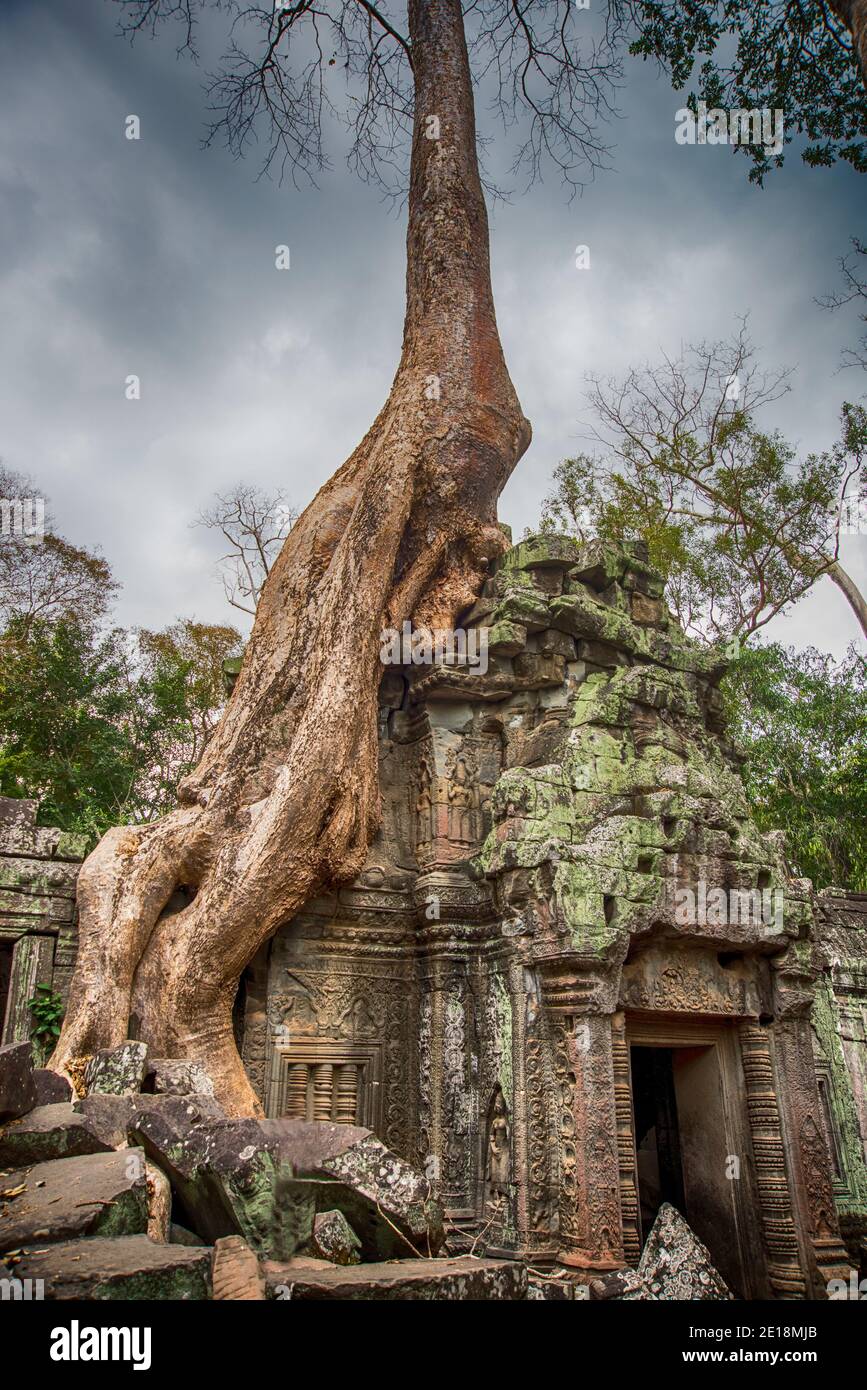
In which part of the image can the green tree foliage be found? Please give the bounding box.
[723,643,867,890]
[539,331,867,642]
[622,0,867,181]
[0,613,242,842]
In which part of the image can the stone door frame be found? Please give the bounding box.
[621,1011,774,1299]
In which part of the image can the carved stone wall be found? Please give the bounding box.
[243,535,860,1297]
[0,797,87,1048]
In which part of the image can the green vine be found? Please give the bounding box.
[27,984,64,1066]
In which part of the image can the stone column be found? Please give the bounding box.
[738,1021,808,1298]
[770,952,853,1295]
[611,1010,641,1266]
[541,966,624,1272]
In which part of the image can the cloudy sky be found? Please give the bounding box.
[0,0,864,654]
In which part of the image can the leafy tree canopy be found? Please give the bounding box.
[723,642,867,890]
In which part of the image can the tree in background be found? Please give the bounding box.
[0,464,117,635]
[724,643,867,891]
[622,0,867,179]
[820,236,867,374]
[194,485,297,617]
[540,330,867,642]
[0,467,242,841]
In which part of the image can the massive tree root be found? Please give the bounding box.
[51,0,531,1115]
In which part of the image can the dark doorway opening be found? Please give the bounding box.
[630,1039,745,1296]
[0,939,13,1039]
[631,1046,686,1233]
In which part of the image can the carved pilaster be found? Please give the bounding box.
[774,1015,853,1293]
[542,970,623,1271]
[611,1011,641,1265]
[739,1021,807,1298]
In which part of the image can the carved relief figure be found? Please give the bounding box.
[415,754,434,856]
[446,749,479,845]
[486,1088,511,1203]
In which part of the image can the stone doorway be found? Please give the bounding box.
[626,1018,767,1298]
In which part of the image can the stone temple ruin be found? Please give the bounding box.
[2,535,866,1298]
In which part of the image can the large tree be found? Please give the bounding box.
[52,0,867,1113]
[540,333,867,642]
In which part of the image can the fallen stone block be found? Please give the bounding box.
[211,1234,266,1300]
[3,1234,212,1299]
[310,1209,361,1266]
[131,1115,312,1261]
[84,1040,148,1096]
[0,1042,37,1122]
[72,1093,134,1144]
[0,1102,122,1166]
[637,1203,733,1300]
[264,1118,445,1261]
[264,1254,528,1301]
[33,1070,72,1106]
[0,1149,149,1252]
[145,1059,216,1098]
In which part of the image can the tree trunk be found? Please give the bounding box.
[828,559,867,638]
[50,0,530,1116]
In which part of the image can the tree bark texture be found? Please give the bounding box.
[51,0,531,1115]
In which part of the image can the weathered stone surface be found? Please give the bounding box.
[527,1273,579,1300]
[263,1118,445,1260]
[0,1102,121,1166]
[3,1234,212,1299]
[72,1092,135,1142]
[590,1268,656,1301]
[169,1223,206,1247]
[146,1163,171,1243]
[145,1059,216,1098]
[310,1209,362,1266]
[131,1115,312,1261]
[0,1149,149,1252]
[84,1040,148,1096]
[637,1204,733,1300]
[32,1069,73,1105]
[211,1234,266,1300]
[0,1041,37,1122]
[265,1254,528,1301]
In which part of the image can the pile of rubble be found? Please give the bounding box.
[0,1040,526,1300]
[1,1039,734,1301]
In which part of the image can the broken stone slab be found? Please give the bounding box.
[33,1069,72,1106]
[0,1041,37,1122]
[72,1092,135,1142]
[211,1234,266,1300]
[262,1118,445,1261]
[264,1254,528,1301]
[84,1040,148,1096]
[130,1114,313,1262]
[144,1059,216,1098]
[0,1102,124,1167]
[590,1268,657,1301]
[637,1204,733,1300]
[3,1234,212,1299]
[0,1149,149,1252]
[310,1209,362,1266]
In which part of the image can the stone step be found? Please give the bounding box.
[264,1254,528,1300]
[4,1234,212,1299]
[0,1149,149,1252]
